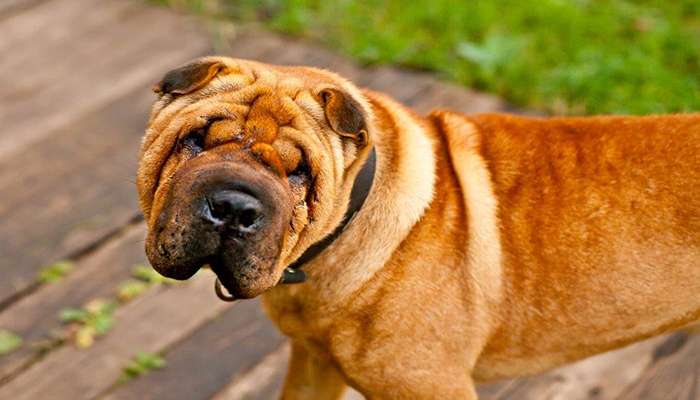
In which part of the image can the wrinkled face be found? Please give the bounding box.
[137,57,373,299]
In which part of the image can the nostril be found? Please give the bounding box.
[204,190,263,232]
[238,207,259,229]
[208,196,231,222]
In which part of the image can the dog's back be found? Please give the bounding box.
[459,113,700,379]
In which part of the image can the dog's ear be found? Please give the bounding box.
[319,88,369,147]
[153,60,225,96]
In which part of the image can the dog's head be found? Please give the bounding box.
[137,57,374,299]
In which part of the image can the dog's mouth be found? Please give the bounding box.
[148,216,286,300]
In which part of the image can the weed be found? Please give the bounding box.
[0,330,22,355]
[38,261,74,283]
[59,299,117,348]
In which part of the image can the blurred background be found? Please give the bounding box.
[0,1,697,399]
[156,0,700,115]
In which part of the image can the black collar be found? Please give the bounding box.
[279,147,377,284]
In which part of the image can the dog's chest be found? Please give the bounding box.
[262,289,336,340]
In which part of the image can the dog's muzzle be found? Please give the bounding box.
[146,150,293,299]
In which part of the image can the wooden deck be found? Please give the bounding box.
[0,1,697,399]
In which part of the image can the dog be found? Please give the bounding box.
[137,57,700,399]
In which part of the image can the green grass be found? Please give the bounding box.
[154,0,700,115]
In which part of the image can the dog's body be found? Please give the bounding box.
[266,96,700,399]
[137,57,699,399]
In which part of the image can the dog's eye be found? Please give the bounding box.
[179,129,205,155]
[288,157,311,185]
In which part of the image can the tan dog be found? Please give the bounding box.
[137,57,700,399]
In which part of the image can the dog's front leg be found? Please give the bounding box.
[281,342,347,400]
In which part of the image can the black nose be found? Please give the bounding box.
[202,190,264,233]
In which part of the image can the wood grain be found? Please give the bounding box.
[488,334,673,400]
[617,333,699,400]
[210,344,291,400]
[0,2,211,305]
[0,0,210,158]
[0,0,44,19]
[103,298,286,400]
[0,272,232,400]
[0,90,149,306]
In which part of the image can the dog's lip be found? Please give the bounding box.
[205,257,240,296]
[201,263,239,301]
[202,262,232,298]
[214,277,238,301]
[148,244,206,281]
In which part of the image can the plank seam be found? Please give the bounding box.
[0,0,47,21]
[0,213,143,313]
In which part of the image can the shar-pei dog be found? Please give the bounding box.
[137,57,699,399]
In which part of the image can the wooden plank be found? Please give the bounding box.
[477,381,516,400]
[617,333,699,400]
[0,0,128,54]
[490,335,671,400]
[0,0,210,158]
[359,66,436,105]
[0,0,45,20]
[103,299,286,400]
[0,272,232,400]
[210,344,291,400]
[410,80,506,114]
[0,88,150,307]
[0,223,147,382]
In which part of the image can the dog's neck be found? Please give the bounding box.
[279,147,378,284]
[297,91,436,302]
